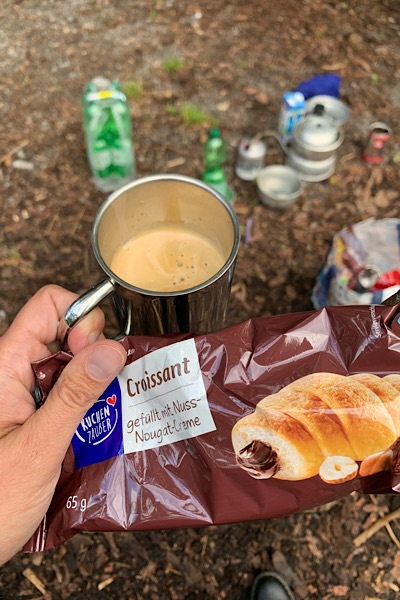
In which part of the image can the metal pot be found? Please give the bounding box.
[286,151,336,182]
[256,165,303,209]
[257,112,344,183]
[291,113,344,161]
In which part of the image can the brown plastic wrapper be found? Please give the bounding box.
[24,302,400,553]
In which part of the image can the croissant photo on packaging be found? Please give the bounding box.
[25,300,400,553]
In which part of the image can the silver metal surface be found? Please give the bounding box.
[63,174,240,337]
[353,266,380,293]
[256,165,303,209]
[306,96,351,126]
[292,114,344,161]
[58,278,117,348]
[64,279,117,328]
[286,151,336,182]
[235,137,267,181]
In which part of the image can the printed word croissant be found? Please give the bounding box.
[231,372,400,483]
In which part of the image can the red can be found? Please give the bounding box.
[362,122,392,164]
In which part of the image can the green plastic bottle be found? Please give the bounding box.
[202,128,234,203]
[82,77,136,192]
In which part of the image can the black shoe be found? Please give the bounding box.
[250,571,295,600]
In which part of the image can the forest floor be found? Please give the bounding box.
[1,0,400,598]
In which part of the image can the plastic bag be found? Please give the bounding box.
[24,301,400,553]
[312,218,400,309]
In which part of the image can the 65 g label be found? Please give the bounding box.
[66,495,87,512]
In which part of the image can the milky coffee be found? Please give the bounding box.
[110,222,226,293]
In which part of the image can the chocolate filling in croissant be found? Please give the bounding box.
[237,440,279,478]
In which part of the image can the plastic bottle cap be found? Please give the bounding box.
[92,76,111,90]
[209,128,221,138]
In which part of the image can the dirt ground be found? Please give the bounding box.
[1,0,400,598]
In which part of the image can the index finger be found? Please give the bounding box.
[0,285,105,384]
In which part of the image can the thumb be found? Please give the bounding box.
[27,340,126,466]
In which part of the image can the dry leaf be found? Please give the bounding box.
[217,101,230,111]
[331,585,350,596]
[98,577,114,591]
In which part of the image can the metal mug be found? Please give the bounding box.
[62,174,240,338]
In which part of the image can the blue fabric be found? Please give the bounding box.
[295,74,341,99]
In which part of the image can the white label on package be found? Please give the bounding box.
[119,339,216,452]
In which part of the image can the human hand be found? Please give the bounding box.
[0,285,126,565]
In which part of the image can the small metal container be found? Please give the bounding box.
[235,137,267,181]
[256,165,303,210]
[362,122,392,164]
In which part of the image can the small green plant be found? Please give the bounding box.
[370,73,379,85]
[165,103,179,116]
[162,57,185,73]
[181,103,210,126]
[99,10,112,24]
[8,248,21,264]
[121,79,143,99]
[315,26,327,38]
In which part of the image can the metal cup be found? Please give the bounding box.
[63,174,240,338]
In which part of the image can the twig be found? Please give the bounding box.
[339,152,356,164]
[22,567,47,595]
[104,531,120,559]
[69,207,87,238]
[368,494,400,550]
[354,506,400,547]
[0,139,29,165]
[201,534,208,557]
[44,211,60,236]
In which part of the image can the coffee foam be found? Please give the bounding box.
[110,222,226,292]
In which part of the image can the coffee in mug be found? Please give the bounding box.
[110,222,227,293]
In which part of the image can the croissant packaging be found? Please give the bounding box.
[25,301,400,552]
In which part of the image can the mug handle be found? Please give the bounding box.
[58,278,117,349]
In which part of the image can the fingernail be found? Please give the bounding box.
[87,345,126,381]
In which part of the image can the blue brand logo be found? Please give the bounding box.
[72,378,124,469]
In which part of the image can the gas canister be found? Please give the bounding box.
[235,137,267,181]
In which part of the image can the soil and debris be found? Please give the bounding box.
[1,0,400,598]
